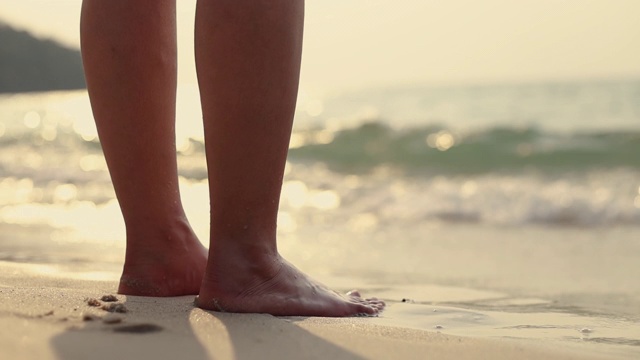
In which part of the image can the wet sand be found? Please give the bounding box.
[0,260,629,360]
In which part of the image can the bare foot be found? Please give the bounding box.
[118,221,207,297]
[196,253,385,316]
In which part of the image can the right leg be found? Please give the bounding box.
[81,0,206,296]
[194,0,384,316]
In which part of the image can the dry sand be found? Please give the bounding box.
[0,261,613,360]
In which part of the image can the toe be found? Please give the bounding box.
[357,304,378,316]
[346,290,361,298]
[366,298,386,306]
[364,298,385,311]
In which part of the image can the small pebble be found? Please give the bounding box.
[102,303,128,313]
[101,294,118,302]
[433,309,437,312]
[86,298,101,307]
[401,298,414,303]
[44,310,54,316]
[112,323,163,334]
[580,328,593,334]
[82,313,99,321]
[102,314,123,324]
[434,325,444,329]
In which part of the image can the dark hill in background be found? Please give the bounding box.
[0,23,86,93]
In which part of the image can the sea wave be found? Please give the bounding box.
[287,122,640,174]
[278,163,640,228]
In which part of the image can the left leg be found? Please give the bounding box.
[80,0,207,296]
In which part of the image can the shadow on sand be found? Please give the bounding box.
[51,295,364,360]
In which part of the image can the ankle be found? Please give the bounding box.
[208,236,278,264]
[124,216,202,259]
[202,243,282,290]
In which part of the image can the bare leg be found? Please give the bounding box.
[194,0,384,316]
[81,0,206,296]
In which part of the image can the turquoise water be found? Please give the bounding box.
[290,123,640,173]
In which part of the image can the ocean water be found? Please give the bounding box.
[2,80,639,232]
[1,79,640,357]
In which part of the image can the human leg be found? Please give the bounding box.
[80,0,206,296]
[194,0,384,316]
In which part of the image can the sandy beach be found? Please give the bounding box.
[0,258,633,360]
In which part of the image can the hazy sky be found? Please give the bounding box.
[1,0,639,94]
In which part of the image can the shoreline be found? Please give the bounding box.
[0,261,627,360]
